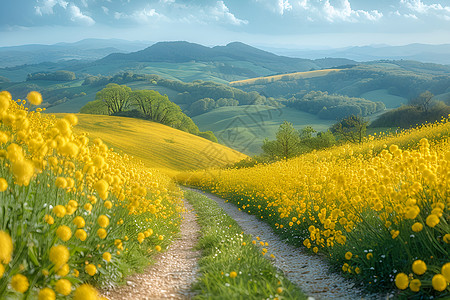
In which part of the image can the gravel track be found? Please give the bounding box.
[187,188,380,300]
[103,200,201,300]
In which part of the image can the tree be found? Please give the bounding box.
[96,83,131,115]
[262,121,301,160]
[410,91,434,113]
[331,115,368,144]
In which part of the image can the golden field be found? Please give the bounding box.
[178,117,450,297]
[229,69,342,87]
[53,114,247,175]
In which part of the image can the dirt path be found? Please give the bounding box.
[103,200,201,300]
[187,188,380,300]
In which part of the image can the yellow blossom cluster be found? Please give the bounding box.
[179,116,450,296]
[0,91,183,298]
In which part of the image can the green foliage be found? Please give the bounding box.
[184,190,305,300]
[26,70,76,81]
[370,101,450,128]
[287,90,385,120]
[79,99,108,115]
[409,90,435,113]
[331,115,368,144]
[262,121,301,160]
[96,83,132,115]
[198,131,218,143]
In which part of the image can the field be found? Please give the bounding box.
[178,118,450,298]
[0,91,185,298]
[229,69,342,87]
[360,89,408,108]
[193,105,335,155]
[52,113,247,174]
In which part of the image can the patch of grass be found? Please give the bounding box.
[360,89,407,108]
[229,69,342,87]
[184,190,306,300]
[193,105,335,155]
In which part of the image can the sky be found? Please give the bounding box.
[1,0,450,48]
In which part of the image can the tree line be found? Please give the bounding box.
[80,83,217,142]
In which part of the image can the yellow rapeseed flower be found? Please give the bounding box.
[73,284,99,300]
[75,229,87,241]
[0,231,13,264]
[97,228,107,239]
[411,222,423,232]
[412,260,427,275]
[155,245,161,251]
[432,274,447,292]
[85,264,97,276]
[73,216,85,228]
[102,252,111,262]
[426,214,440,227]
[0,264,4,278]
[442,263,450,282]
[56,225,72,241]
[27,91,42,105]
[11,274,29,293]
[345,251,352,260]
[410,279,421,292]
[55,278,72,296]
[395,273,409,290]
[52,205,66,218]
[56,263,70,277]
[229,271,237,278]
[49,245,69,268]
[97,215,109,228]
[38,287,55,300]
[0,178,8,191]
[11,159,34,186]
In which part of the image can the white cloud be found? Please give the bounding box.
[322,0,382,22]
[34,0,68,16]
[114,7,164,24]
[68,4,95,26]
[278,0,292,15]
[209,1,248,25]
[400,0,450,19]
[101,6,109,15]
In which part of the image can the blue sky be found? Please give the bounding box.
[1,0,450,48]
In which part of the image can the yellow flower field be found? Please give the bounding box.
[0,91,184,298]
[178,116,450,297]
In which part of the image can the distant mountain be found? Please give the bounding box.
[267,43,450,65]
[0,39,150,68]
[100,41,354,74]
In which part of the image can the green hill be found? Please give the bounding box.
[192,105,335,155]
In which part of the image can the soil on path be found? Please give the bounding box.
[187,188,381,300]
[103,199,201,300]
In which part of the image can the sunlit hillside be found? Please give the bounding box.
[54,114,247,174]
[229,69,342,86]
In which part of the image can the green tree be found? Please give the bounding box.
[96,83,131,115]
[262,121,301,160]
[331,115,368,144]
[410,91,434,113]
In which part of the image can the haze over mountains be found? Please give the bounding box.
[1,39,450,70]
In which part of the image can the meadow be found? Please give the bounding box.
[0,91,185,298]
[178,116,450,298]
[55,114,247,175]
[229,69,342,87]
[193,105,335,155]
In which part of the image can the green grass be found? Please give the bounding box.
[193,105,335,155]
[360,89,407,108]
[184,190,305,300]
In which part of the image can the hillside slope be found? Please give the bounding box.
[55,114,247,174]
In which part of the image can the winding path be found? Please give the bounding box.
[187,188,379,300]
[103,200,201,300]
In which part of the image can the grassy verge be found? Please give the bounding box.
[184,190,306,300]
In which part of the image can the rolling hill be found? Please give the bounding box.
[54,114,247,175]
[192,105,336,155]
